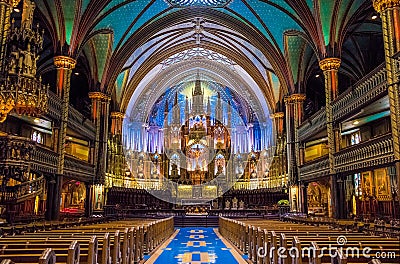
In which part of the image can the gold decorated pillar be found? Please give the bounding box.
[110,112,125,186]
[373,0,400,195]
[319,57,341,218]
[89,92,110,185]
[270,112,285,188]
[0,0,19,73]
[291,94,306,212]
[319,58,341,174]
[53,55,76,220]
[291,94,306,166]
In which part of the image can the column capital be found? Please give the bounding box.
[111,112,125,119]
[290,93,306,103]
[270,112,284,119]
[88,92,110,101]
[0,0,20,7]
[54,56,76,70]
[373,0,400,13]
[319,57,341,71]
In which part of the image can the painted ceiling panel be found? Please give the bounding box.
[82,0,91,13]
[267,71,281,102]
[286,35,305,83]
[92,33,112,82]
[243,0,302,51]
[319,0,335,45]
[94,0,153,49]
[61,0,77,44]
[263,0,298,19]
[116,69,130,103]
[224,1,273,47]
[37,0,60,39]
[119,0,173,49]
[336,0,366,41]
[306,0,314,10]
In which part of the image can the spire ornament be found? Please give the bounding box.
[0,0,48,122]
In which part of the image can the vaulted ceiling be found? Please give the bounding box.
[29,0,382,116]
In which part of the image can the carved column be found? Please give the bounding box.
[0,0,19,74]
[270,112,284,188]
[284,97,296,186]
[320,57,341,218]
[111,112,125,186]
[291,94,306,212]
[373,0,400,197]
[53,56,76,220]
[89,92,110,185]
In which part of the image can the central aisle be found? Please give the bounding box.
[146,227,247,264]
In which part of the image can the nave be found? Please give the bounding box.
[0,216,398,264]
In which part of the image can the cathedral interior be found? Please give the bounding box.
[0,0,399,263]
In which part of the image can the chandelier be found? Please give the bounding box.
[0,0,48,122]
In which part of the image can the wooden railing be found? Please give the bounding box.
[31,144,58,174]
[298,107,326,142]
[332,63,387,121]
[299,156,329,181]
[299,63,388,141]
[68,106,96,140]
[64,155,95,181]
[47,91,95,140]
[1,176,45,203]
[334,133,394,173]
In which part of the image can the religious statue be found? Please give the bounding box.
[225,199,230,210]
[8,45,19,74]
[239,200,245,209]
[22,0,35,30]
[232,197,238,209]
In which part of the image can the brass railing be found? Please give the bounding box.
[332,63,387,121]
[334,133,394,173]
[298,107,326,142]
[299,156,329,181]
[64,154,95,180]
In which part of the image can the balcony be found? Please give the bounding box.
[332,63,387,121]
[1,176,45,203]
[0,135,34,181]
[334,133,394,174]
[298,107,326,142]
[299,155,329,181]
[31,144,58,175]
[64,154,95,181]
[47,91,96,140]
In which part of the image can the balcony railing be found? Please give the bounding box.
[64,154,95,181]
[31,144,58,175]
[47,90,62,120]
[1,176,45,203]
[68,106,96,140]
[47,91,96,140]
[0,135,34,181]
[334,133,394,173]
[332,63,387,121]
[299,156,329,181]
[298,107,326,142]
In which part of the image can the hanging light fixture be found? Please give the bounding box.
[0,0,48,122]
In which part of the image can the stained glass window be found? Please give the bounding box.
[167,0,231,7]
[354,173,361,196]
